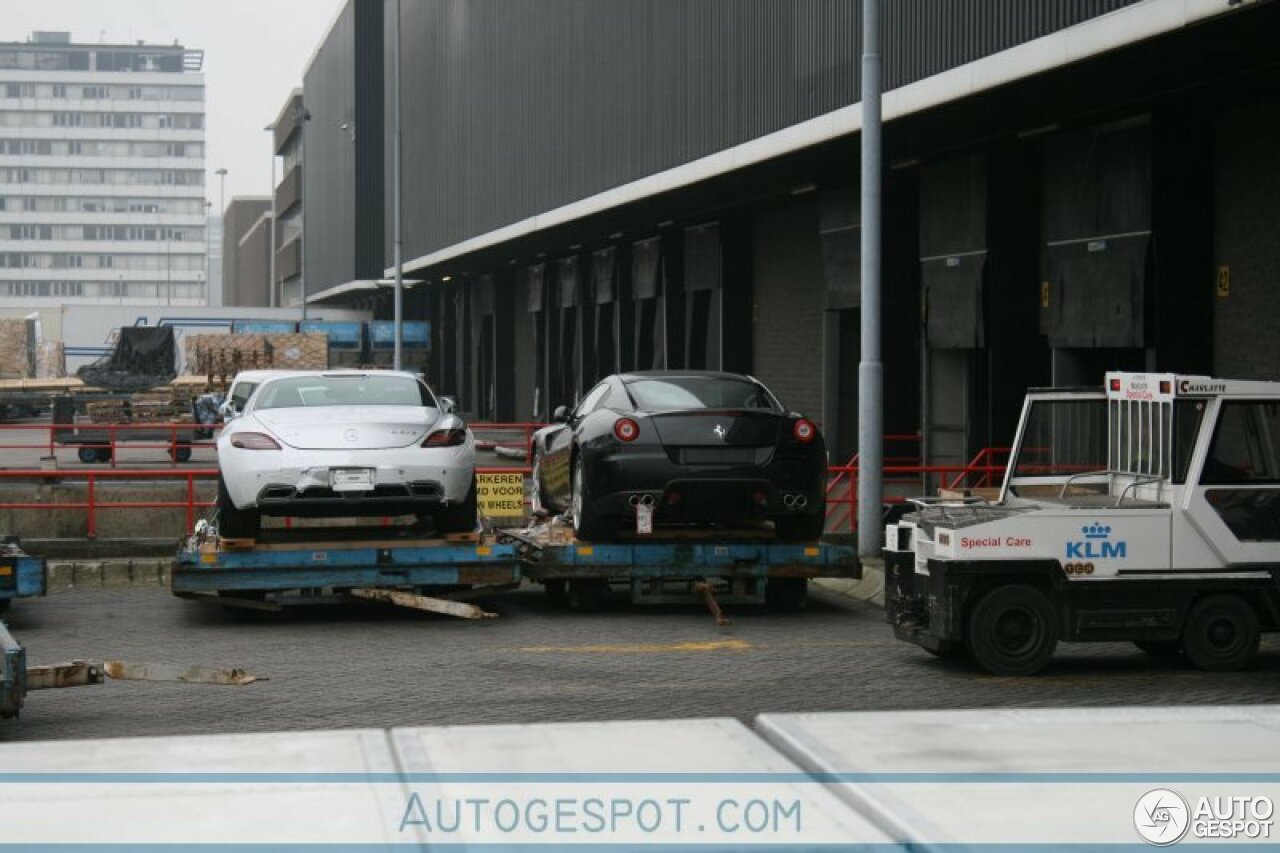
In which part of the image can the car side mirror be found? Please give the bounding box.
[439,395,458,414]
[553,405,570,423]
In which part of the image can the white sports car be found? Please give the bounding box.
[215,370,476,538]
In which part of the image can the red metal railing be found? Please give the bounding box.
[0,468,217,539]
[0,422,221,468]
[824,444,1011,533]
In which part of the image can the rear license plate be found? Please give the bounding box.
[331,468,375,492]
[681,448,756,465]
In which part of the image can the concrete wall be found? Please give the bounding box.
[1214,94,1280,379]
[751,199,825,421]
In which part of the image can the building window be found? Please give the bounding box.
[127,87,142,100]
[82,85,109,100]
[52,84,66,98]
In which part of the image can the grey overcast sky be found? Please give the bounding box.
[2,0,347,209]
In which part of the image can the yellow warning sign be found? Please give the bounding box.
[477,471,526,519]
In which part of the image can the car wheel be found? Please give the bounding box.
[77,447,97,464]
[170,446,192,463]
[1182,594,1259,672]
[570,457,612,542]
[93,446,112,464]
[966,584,1059,676]
[216,475,261,540]
[436,478,479,534]
[530,453,549,516]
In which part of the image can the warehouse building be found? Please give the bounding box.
[302,0,1280,468]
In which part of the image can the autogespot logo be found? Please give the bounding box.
[1135,789,1191,846]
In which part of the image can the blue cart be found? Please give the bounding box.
[0,543,47,616]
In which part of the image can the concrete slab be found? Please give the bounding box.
[393,717,891,846]
[0,729,415,845]
[757,706,1280,845]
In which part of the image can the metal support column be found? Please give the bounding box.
[857,0,883,556]
[392,0,405,371]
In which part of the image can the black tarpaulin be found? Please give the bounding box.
[78,326,176,391]
[631,237,662,300]
[592,247,616,304]
[526,264,545,313]
[924,254,986,349]
[683,223,720,292]
[558,256,581,308]
[820,188,859,309]
[1045,236,1148,348]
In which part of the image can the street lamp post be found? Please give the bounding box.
[266,126,277,309]
[204,199,212,305]
[857,0,884,556]
[296,103,311,322]
[392,0,404,371]
[215,167,227,214]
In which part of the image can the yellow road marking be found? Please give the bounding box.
[516,638,753,654]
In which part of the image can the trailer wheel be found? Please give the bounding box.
[1182,595,1259,672]
[568,578,611,612]
[765,577,808,611]
[544,579,569,608]
[966,584,1059,676]
[77,447,98,464]
[93,447,112,464]
[170,446,192,463]
[1134,640,1183,659]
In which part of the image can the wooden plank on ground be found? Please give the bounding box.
[347,587,498,620]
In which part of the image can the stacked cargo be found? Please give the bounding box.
[33,341,66,379]
[264,333,329,370]
[0,320,29,380]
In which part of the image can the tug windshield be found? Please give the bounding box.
[1009,396,1109,482]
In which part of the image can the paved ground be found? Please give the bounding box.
[5,584,1280,743]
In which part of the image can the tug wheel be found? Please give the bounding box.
[1182,595,1259,672]
[966,584,1059,676]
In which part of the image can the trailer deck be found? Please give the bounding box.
[171,521,861,618]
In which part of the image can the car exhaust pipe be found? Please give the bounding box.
[628,495,642,508]
[638,494,656,508]
[795,494,809,509]
[783,494,797,507]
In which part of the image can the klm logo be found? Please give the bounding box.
[1066,523,1127,560]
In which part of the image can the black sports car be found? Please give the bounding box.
[531,371,827,542]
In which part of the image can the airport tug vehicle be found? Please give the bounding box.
[886,372,1280,675]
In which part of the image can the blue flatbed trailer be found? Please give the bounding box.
[505,527,860,612]
[172,529,523,616]
[0,547,46,615]
[172,523,860,617]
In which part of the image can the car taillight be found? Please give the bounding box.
[230,432,281,450]
[422,428,467,447]
[793,418,816,443]
[614,418,640,442]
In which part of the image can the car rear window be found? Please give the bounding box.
[626,377,779,412]
[254,375,436,410]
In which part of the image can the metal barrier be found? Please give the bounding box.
[0,468,217,539]
[0,422,220,468]
[824,445,1010,532]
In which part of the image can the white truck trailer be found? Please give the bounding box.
[886,372,1280,675]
